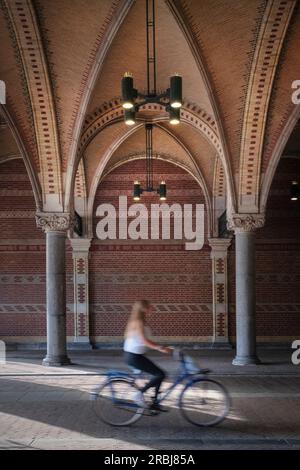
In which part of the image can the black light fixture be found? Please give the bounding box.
[122,0,183,126]
[167,106,180,125]
[132,124,167,201]
[290,181,300,201]
[170,75,182,108]
[124,107,136,126]
[159,181,167,201]
[133,181,142,201]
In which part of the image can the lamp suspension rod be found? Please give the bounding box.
[146,0,157,96]
[145,124,153,191]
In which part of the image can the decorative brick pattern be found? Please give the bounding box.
[4,0,63,202]
[238,0,295,210]
[216,311,226,338]
[71,239,91,341]
[209,238,231,343]
[90,159,213,339]
[80,100,222,159]
[74,159,86,199]
[216,283,225,303]
[216,258,225,274]
[213,158,226,198]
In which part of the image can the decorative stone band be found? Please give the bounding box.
[35,212,75,233]
[227,213,265,233]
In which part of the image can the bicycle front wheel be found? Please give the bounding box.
[92,378,144,426]
[179,378,230,427]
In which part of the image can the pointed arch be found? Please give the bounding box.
[212,157,226,237]
[238,0,296,212]
[86,123,214,238]
[260,104,300,213]
[63,0,135,212]
[166,0,236,212]
[0,104,42,209]
[4,0,63,210]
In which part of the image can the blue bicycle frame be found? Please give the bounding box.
[104,350,206,408]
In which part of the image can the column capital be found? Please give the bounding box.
[227,213,265,233]
[36,212,75,233]
[70,238,92,252]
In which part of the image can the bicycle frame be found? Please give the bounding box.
[100,350,205,409]
[135,350,202,406]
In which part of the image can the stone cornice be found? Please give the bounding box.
[208,237,232,256]
[36,212,75,233]
[227,213,265,233]
[70,238,92,252]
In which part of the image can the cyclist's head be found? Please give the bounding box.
[129,299,151,324]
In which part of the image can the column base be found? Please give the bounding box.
[211,340,233,350]
[42,355,71,367]
[68,340,93,350]
[232,355,261,366]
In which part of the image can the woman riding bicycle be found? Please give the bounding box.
[124,299,171,412]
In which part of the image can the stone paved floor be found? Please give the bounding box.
[0,349,299,450]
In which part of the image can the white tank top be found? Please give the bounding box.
[123,326,151,354]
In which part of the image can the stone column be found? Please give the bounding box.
[70,238,92,347]
[228,213,265,365]
[208,238,232,348]
[36,212,74,366]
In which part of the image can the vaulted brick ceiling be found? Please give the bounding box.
[0,0,299,213]
[87,0,213,116]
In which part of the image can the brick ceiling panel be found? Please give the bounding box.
[174,0,266,171]
[0,5,38,169]
[86,0,213,118]
[162,122,217,196]
[263,4,300,174]
[105,125,199,177]
[33,0,121,168]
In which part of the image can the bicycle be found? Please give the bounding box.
[90,348,230,427]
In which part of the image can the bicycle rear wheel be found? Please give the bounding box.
[179,378,230,427]
[92,378,144,426]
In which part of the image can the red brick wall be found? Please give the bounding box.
[0,159,74,339]
[229,157,300,340]
[91,159,212,340]
[1,156,299,344]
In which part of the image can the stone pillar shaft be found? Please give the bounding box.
[234,231,257,364]
[228,213,265,366]
[36,212,74,366]
[44,231,70,365]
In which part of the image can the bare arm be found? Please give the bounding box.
[138,322,169,353]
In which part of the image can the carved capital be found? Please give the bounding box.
[36,212,75,233]
[70,238,92,254]
[227,213,265,233]
[208,238,232,259]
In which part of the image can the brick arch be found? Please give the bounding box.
[238,0,296,212]
[90,157,214,343]
[0,105,42,209]
[80,99,221,157]
[98,151,213,239]
[74,99,232,224]
[4,0,63,210]
[86,122,215,238]
[166,0,236,213]
[63,0,134,212]
[260,104,300,213]
[212,157,227,237]
[74,159,87,200]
